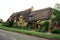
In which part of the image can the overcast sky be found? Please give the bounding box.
[0,0,60,21]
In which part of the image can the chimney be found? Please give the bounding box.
[31,6,34,12]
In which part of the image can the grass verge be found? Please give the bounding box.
[0,26,60,39]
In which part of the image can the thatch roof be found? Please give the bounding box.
[28,7,52,21]
[6,8,31,22]
[6,7,52,22]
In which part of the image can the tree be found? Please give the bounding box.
[51,9,60,26]
[51,9,60,16]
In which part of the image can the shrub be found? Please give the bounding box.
[0,19,3,23]
[51,29,60,34]
[35,21,50,32]
[35,29,42,32]
[36,24,43,32]
[12,22,17,28]
[42,21,49,32]
[23,24,32,30]
[1,22,6,26]
[5,20,14,27]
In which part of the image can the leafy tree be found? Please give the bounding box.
[51,9,60,15]
[52,14,60,25]
[51,9,60,26]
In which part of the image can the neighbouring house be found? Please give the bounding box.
[6,6,53,30]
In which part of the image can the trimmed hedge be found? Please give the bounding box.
[51,29,60,34]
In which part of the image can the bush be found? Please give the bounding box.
[35,24,43,32]
[22,25,32,30]
[51,29,60,34]
[42,21,49,32]
[5,20,14,27]
[1,22,6,26]
[35,29,42,32]
[0,19,3,23]
[12,22,17,28]
[35,21,50,32]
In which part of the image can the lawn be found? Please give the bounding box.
[0,25,60,39]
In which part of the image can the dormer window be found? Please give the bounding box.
[29,17,32,19]
[29,15,33,19]
[20,15,23,18]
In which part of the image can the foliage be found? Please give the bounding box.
[51,9,60,15]
[52,14,60,25]
[24,21,35,30]
[35,21,49,32]
[1,22,6,26]
[22,24,34,30]
[0,19,3,23]
[22,25,31,30]
[51,29,60,34]
[12,22,17,28]
[51,9,60,26]
[42,21,49,32]
[35,29,42,32]
[5,20,14,27]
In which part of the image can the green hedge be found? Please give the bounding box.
[51,29,60,34]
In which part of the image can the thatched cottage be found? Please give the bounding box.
[6,6,53,29]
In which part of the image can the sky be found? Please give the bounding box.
[0,0,60,21]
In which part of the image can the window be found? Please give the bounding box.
[29,17,32,19]
[29,15,33,19]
